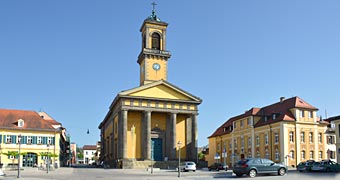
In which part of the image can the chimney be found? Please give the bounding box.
[280,97,285,103]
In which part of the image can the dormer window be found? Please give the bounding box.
[264,116,268,122]
[273,114,276,120]
[18,119,24,128]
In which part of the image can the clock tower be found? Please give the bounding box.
[138,5,171,86]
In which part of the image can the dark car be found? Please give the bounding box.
[233,158,287,178]
[208,163,228,171]
[297,160,315,172]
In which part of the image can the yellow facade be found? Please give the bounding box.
[0,129,61,168]
[207,97,328,168]
[98,10,201,168]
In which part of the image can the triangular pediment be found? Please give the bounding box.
[119,80,201,102]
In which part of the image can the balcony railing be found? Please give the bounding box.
[142,48,171,57]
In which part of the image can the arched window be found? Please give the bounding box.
[151,33,161,50]
[301,150,305,159]
[290,150,295,159]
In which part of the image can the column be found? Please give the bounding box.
[118,110,128,159]
[169,113,177,160]
[186,116,192,160]
[145,111,151,160]
[191,114,198,162]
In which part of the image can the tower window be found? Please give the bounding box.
[151,33,160,50]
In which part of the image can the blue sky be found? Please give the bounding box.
[1,0,339,147]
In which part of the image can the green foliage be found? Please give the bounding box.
[198,152,205,161]
[39,152,58,158]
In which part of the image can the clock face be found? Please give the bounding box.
[152,63,161,71]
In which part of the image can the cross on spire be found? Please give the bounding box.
[151,2,157,12]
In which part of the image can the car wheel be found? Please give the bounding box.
[236,173,243,177]
[193,170,195,172]
[278,168,286,176]
[208,168,211,171]
[249,169,257,178]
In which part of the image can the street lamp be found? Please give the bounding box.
[47,144,50,174]
[17,134,21,178]
[177,141,182,178]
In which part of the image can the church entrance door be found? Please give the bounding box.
[151,138,163,161]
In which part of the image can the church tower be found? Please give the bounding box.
[138,4,171,86]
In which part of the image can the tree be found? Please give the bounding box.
[2,151,27,165]
[198,152,205,161]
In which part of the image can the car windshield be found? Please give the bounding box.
[187,162,194,165]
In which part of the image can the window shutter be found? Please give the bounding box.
[33,136,37,144]
[3,135,6,143]
[43,137,47,144]
[52,137,55,145]
[12,135,16,144]
[0,134,2,143]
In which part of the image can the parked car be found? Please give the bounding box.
[179,161,196,172]
[316,160,340,172]
[208,163,228,171]
[297,160,315,172]
[311,161,325,172]
[233,158,287,178]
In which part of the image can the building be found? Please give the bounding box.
[325,115,340,163]
[83,145,97,165]
[94,141,101,165]
[0,109,68,169]
[208,97,328,168]
[98,6,202,168]
[70,143,77,165]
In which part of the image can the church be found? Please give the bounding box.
[98,6,202,168]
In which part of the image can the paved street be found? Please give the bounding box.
[0,167,339,180]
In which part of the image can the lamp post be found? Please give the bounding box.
[47,144,50,174]
[177,141,182,178]
[17,134,21,178]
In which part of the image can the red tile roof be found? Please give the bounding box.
[209,96,319,138]
[0,108,59,131]
[83,145,97,150]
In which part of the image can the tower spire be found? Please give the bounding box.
[147,2,160,21]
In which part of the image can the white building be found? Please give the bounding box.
[326,115,340,163]
[83,145,96,165]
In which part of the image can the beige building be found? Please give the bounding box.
[208,97,329,168]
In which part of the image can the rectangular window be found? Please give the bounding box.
[233,121,237,129]
[318,133,322,143]
[301,132,305,143]
[247,118,251,125]
[301,151,305,159]
[37,136,43,144]
[248,137,252,146]
[309,132,313,143]
[275,151,280,160]
[240,120,244,127]
[300,110,305,118]
[289,131,294,143]
[48,137,53,145]
[241,138,244,148]
[275,133,279,144]
[265,134,269,145]
[27,136,32,144]
[308,111,313,118]
[318,151,323,160]
[6,136,12,143]
[256,136,259,146]
[310,151,314,159]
